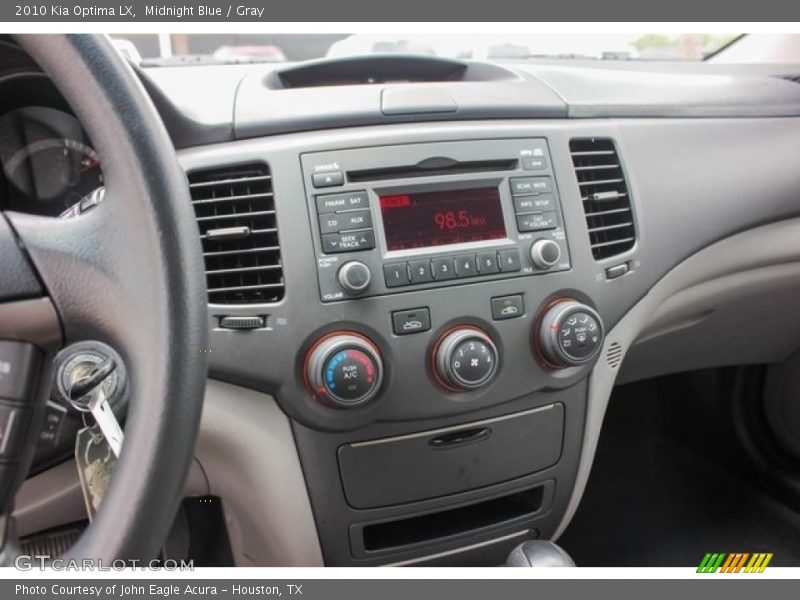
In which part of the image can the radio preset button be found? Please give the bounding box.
[384,263,410,287]
[517,212,557,232]
[511,177,552,195]
[454,255,477,278]
[514,194,554,214]
[497,249,522,272]
[316,191,368,214]
[312,171,344,188]
[432,257,456,280]
[409,260,434,284]
[476,252,500,274]
[322,230,375,253]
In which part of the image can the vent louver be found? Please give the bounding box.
[777,74,800,84]
[188,163,284,304]
[569,138,636,260]
[606,342,623,369]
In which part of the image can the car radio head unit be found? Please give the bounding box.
[301,138,572,302]
[379,187,506,251]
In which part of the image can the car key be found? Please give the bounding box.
[85,386,124,457]
[69,358,124,457]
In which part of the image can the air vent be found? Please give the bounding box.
[778,74,800,84]
[188,163,284,304]
[606,342,623,369]
[569,138,636,260]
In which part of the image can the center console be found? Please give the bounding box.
[181,121,640,566]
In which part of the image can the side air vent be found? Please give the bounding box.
[606,342,623,369]
[777,74,800,84]
[188,163,284,304]
[569,138,636,260]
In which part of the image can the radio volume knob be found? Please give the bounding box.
[338,261,371,295]
[538,300,604,368]
[530,239,561,270]
[433,327,499,391]
[306,333,384,408]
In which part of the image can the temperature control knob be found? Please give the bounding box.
[434,327,499,391]
[305,333,383,408]
[538,300,604,368]
[338,261,371,295]
[530,239,561,270]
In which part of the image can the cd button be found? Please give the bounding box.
[409,260,434,284]
[431,257,456,280]
[498,249,521,272]
[384,263,410,287]
[476,252,500,274]
[454,255,477,278]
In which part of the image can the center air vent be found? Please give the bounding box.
[569,138,636,260]
[188,163,284,304]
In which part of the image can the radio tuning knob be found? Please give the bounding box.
[338,261,371,295]
[433,327,499,391]
[530,239,561,270]
[305,333,384,408]
[538,300,604,368]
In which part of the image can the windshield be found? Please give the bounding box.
[111,33,741,65]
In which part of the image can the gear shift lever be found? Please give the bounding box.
[506,540,576,567]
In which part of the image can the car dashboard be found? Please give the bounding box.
[6,44,800,566]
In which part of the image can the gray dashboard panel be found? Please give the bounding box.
[178,117,800,433]
[139,60,800,148]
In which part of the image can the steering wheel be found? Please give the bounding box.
[0,35,208,561]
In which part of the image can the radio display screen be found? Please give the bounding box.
[379,187,506,251]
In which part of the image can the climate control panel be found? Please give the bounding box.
[305,333,384,408]
[537,300,604,368]
[433,327,499,391]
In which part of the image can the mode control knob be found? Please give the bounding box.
[305,333,383,408]
[338,261,371,295]
[434,327,499,391]
[530,239,561,270]
[538,300,604,368]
